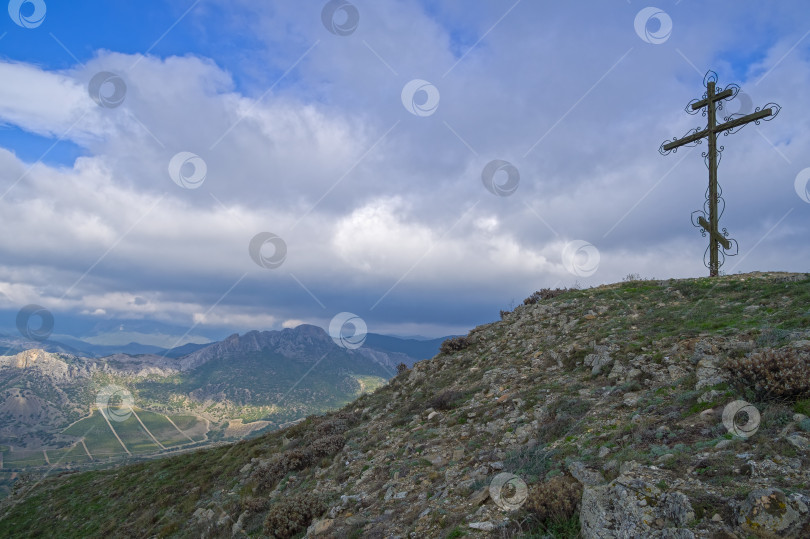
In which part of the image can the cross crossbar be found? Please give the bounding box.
[697,216,731,250]
[662,108,773,152]
[690,88,734,110]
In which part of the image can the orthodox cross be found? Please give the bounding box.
[659,71,780,277]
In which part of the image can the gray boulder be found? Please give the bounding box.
[580,473,694,538]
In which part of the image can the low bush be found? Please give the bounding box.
[725,347,810,401]
[523,288,568,305]
[504,445,555,483]
[311,418,349,439]
[310,434,345,457]
[264,493,326,538]
[429,390,462,411]
[524,474,582,523]
[251,448,315,492]
[440,336,470,354]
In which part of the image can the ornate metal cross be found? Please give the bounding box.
[659,71,780,276]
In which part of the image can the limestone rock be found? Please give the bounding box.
[737,488,810,538]
[580,469,694,539]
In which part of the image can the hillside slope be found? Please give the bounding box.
[2,272,810,538]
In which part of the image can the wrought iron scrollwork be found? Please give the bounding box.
[702,145,724,169]
[659,127,703,155]
[762,103,781,119]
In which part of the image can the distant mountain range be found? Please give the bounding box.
[0,324,452,453]
[0,318,450,360]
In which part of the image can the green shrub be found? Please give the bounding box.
[445,526,467,538]
[264,493,326,538]
[794,399,810,416]
[505,445,555,483]
[755,328,793,348]
[762,404,793,429]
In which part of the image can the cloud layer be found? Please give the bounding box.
[0,1,808,337]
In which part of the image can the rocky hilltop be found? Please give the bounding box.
[2,272,810,538]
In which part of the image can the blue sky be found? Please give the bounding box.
[0,1,809,342]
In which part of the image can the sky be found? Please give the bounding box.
[0,0,808,340]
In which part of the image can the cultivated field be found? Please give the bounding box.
[2,408,209,471]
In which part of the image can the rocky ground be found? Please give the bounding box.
[2,272,810,538]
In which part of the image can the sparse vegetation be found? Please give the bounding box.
[523,287,568,305]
